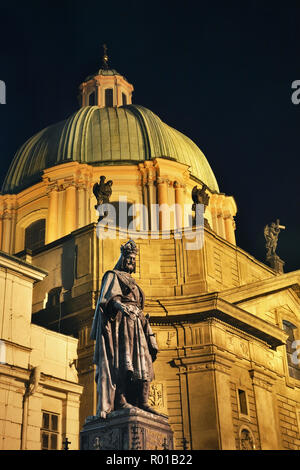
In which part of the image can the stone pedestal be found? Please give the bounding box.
[192,214,211,230]
[80,407,174,450]
[192,204,211,230]
[267,254,285,273]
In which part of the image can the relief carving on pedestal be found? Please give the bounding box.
[92,428,120,450]
[149,383,164,408]
[131,424,145,450]
[239,427,255,450]
[145,429,172,450]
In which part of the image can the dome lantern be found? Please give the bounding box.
[79,45,134,108]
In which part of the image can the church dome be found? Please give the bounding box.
[2,104,219,194]
[85,67,122,80]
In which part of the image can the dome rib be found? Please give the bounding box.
[2,105,219,194]
[128,105,219,192]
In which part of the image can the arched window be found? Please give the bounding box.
[105,88,113,107]
[46,287,62,309]
[283,320,300,380]
[97,201,136,229]
[88,91,96,105]
[239,427,255,450]
[25,219,45,251]
[122,93,127,105]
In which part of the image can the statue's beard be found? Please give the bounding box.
[122,260,135,273]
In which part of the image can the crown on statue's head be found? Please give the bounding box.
[121,240,138,257]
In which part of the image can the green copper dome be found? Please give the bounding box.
[2,105,219,194]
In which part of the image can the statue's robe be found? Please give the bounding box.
[90,269,157,417]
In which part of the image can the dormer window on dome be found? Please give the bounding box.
[79,46,134,108]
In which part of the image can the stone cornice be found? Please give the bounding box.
[220,270,300,304]
[0,370,83,397]
[173,351,234,375]
[0,250,47,281]
[249,368,277,391]
[146,293,288,350]
[40,374,83,395]
[0,363,30,383]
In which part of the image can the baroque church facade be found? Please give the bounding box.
[0,58,300,450]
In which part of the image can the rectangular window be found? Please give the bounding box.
[88,91,96,105]
[105,88,113,107]
[122,92,127,105]
[41,411,59,450]
[238,389,248,415]
[283,320,300,380]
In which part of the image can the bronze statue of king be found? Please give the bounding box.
[91,240,159,418]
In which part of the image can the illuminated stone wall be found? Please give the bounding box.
[20,222,300,450]
[0,252,82,450]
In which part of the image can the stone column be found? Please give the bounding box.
[64,181,77,235]
[0,214,3,251]
[96,82,101,107]
[137,164,149,231]
[157,177,169,231]
[143,162,157,232]
[77,182,86,229]
[249,369,280,450]
[46,184,59,244]
[224,215,236,245]
[2,196,17,254]
[210,206,218,233]
[217,212,226,239]
[88,175,97,225]
[115,80,119,106]
[146,179,155,232]
[2,210,12,253]
[141,169,149,231]
[174,181,185,229]
[11,207,17,253]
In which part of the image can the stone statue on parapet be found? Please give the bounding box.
[192,184,210,209]
[93,175,113,210]
[191,184,211,228]
[264,219,285,273]
[90,240,160,419]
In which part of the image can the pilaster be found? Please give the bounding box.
[249,368,280,449]
[46,183,59,244]
[64,180,77,235]
[2,210,12,253]
[224,214,236,245]
[62,392,81,450]
[174,181,185,229]
[157,177,169,231]
[173,349,235,450]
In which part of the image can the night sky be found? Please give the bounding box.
[0,1,299,271]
